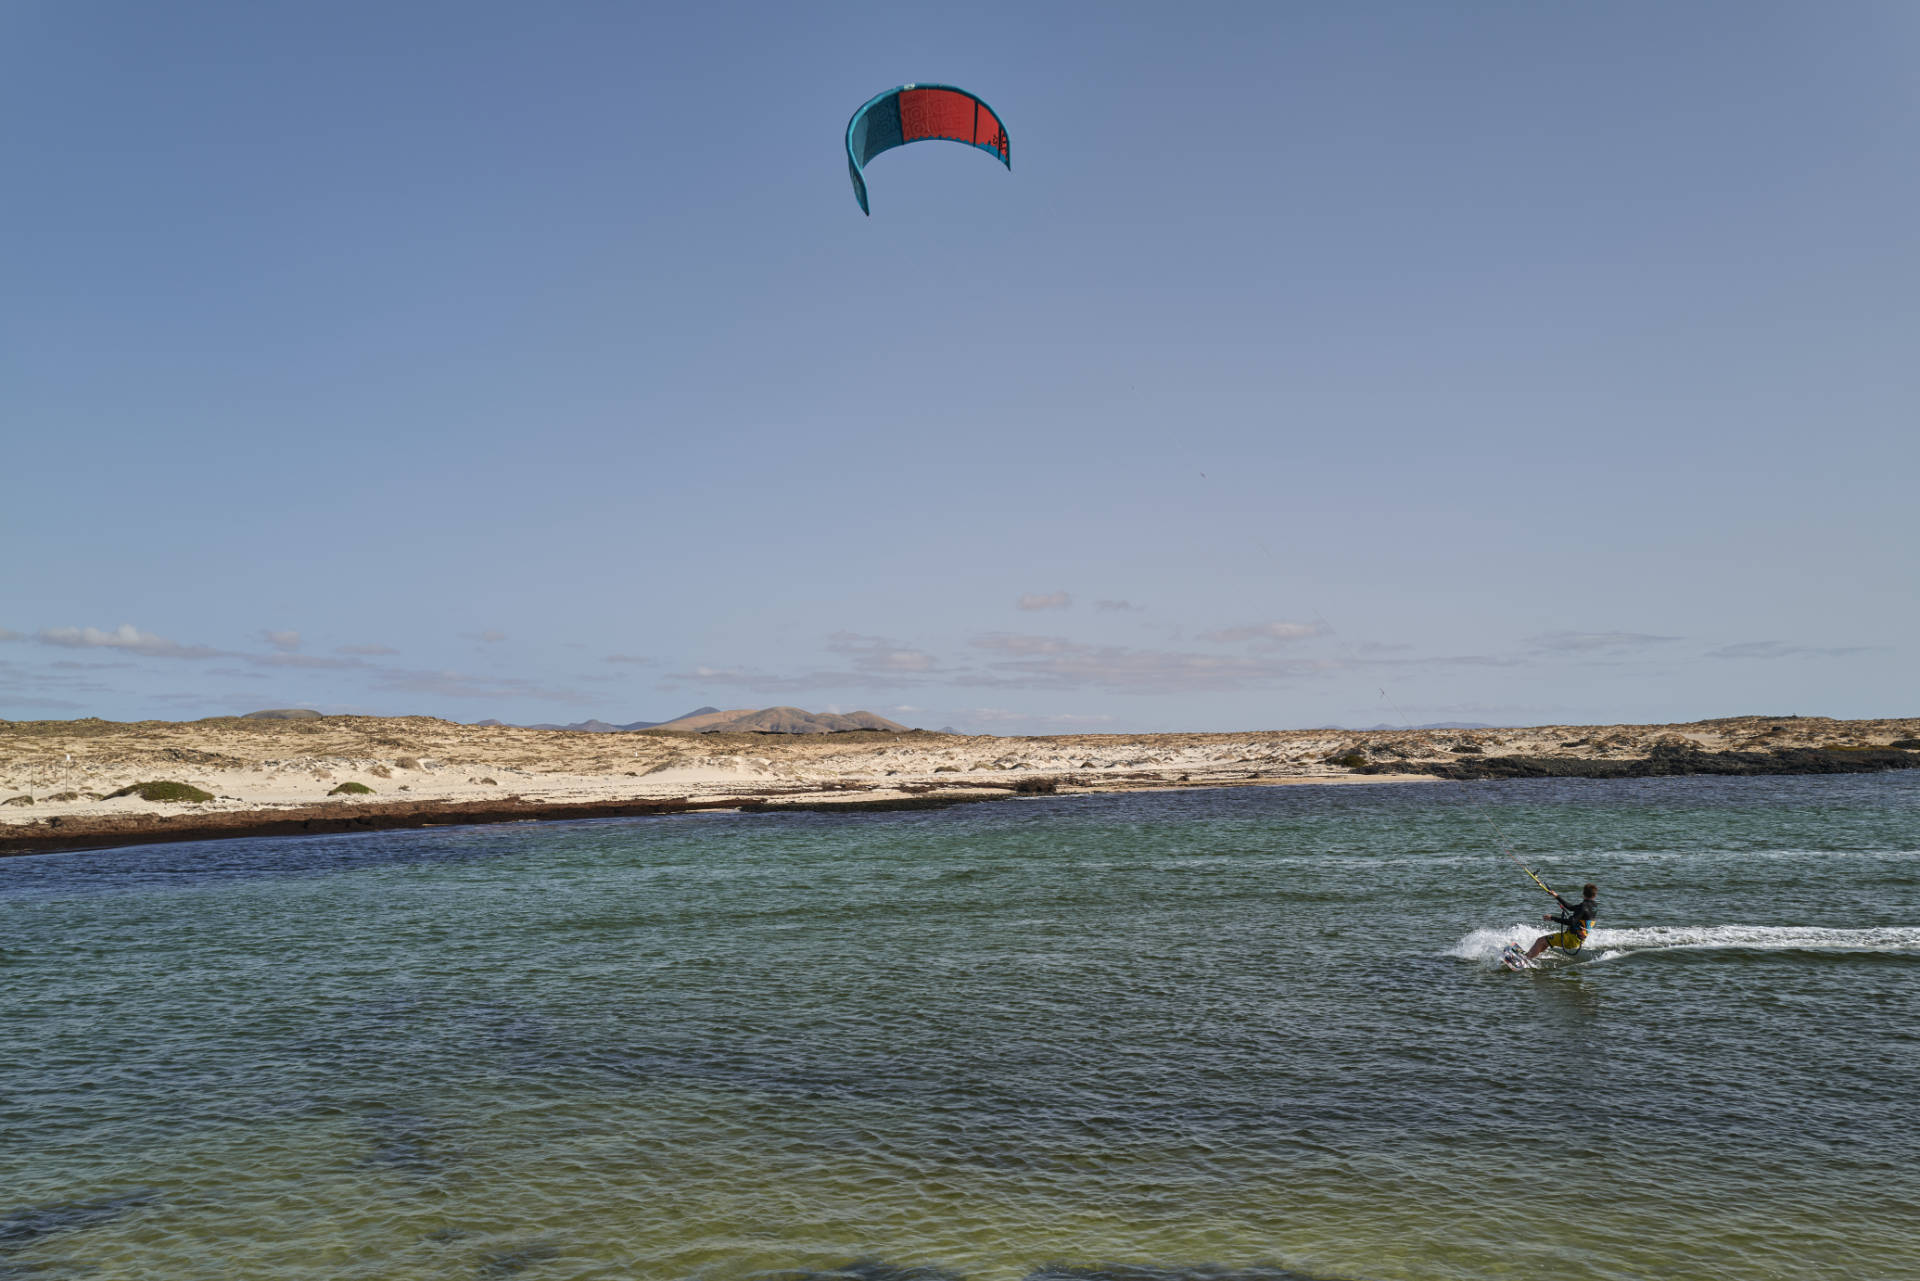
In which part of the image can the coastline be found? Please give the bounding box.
[3,713,1915,858]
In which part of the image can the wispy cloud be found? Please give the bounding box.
[263,629,301,653]
[0,692,88,711]
[0,628,21,643]
[959,706,1117,728]
[1017,591,1072,611]
[0,656,123,710]
[1094,600,1143,613]
[36,624,221,659]
[245,652,369,670]
[1528,631,1681,656]
[604,653,656,665]
[373,668,594,705]
[964,633,1331,693]
[336,643,398,656]
[464,630,508,644]
[970,633,1083,657]
[1703,640,1874,660]
[1200,621,1329,646]
[659,664,820,694]
[663,633,946,694]
[827,631,939,674]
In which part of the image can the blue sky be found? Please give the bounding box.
[4,2,1916,732]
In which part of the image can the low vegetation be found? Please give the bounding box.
[103,781,215,803]
[328,782,375,796]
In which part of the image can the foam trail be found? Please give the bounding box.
[1449,925,1542,962]
[1450,924,1920,965]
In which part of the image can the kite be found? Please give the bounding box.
[845,83,1011,215]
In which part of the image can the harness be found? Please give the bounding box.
[1554,899,1595,944]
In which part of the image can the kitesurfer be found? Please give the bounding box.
[1525,883,1598,959]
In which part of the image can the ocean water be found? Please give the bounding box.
[3,773,1917,1281]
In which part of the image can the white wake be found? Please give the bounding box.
[1448,923,1920,965]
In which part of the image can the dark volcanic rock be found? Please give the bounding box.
[1,789,1028,857]
[1363,745,1920,781]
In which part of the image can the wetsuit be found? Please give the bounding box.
[1544,893,1597,951]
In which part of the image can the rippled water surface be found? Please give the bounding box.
[5,774,1918,1280]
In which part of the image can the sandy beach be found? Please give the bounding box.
[3,713,1916,857]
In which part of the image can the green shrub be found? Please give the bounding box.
[104,781,214,803]
[329,782,375,796]
[1333,752,1368,769]
[1890,738,1920,750]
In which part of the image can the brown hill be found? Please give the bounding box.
[651,706,911,734]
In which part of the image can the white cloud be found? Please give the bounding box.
[36,624,220,659]
[336,643,398,656]
[0,628,21,642]
[264,629,301,653]
[605,653,656,665]
[1094,600,1142,613]
[1017,591,1072,611]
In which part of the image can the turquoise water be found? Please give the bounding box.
[4,774,1918,1281]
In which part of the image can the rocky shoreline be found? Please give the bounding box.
[1365,743,1920,781]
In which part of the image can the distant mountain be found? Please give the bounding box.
[651,705,911,734]
[241,708,325,720]
[473,707,721,733]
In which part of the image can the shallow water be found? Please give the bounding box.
[4,773,1917,1280]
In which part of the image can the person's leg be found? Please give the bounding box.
[1525,934,1552,959]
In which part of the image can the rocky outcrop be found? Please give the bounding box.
[1361,744,1920,780]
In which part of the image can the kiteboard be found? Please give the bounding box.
[1500,944,1536,971]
